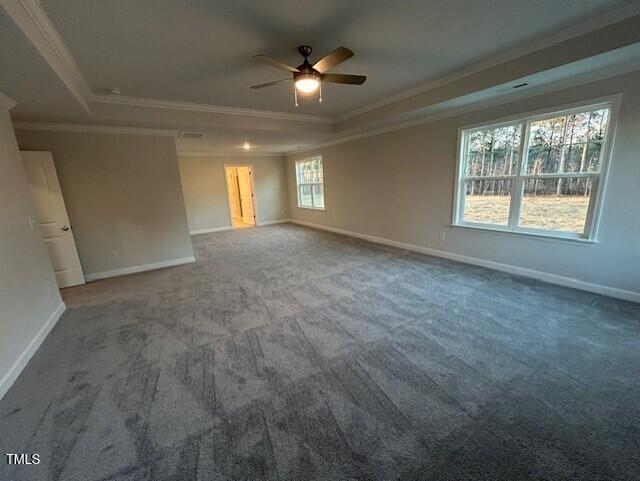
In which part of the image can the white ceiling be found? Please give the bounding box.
[173,126,332,155]
[0,7,91,123]
[38,0,632,116]
[2,0,640,154]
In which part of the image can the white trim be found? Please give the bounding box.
[191,220,290,230]
[13,121,178,137]
[257,219,290,226]
[91,94,333,124]
[1,0,331,124]
[452,96,620,242]
[296,206,326,211]
[291,62,640,157]
[336,4,640,122]
[290,220,640,303]
[456,95,620,133]
[0,91,17,110]
[179,151,284,158]
[85,256,195,281]
[295,102,496,154]
[295,156,325,209]
[190,226,232,235]
[0,301,66,401]
[1,0,92,113]
[450,224,596,245]
[2,0,638,135]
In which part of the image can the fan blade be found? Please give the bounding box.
[313,47,353,73]
[322,73,366,85]
[250,79,291,89]
[253,55,299,73]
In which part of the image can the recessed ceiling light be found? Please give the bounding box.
[242,142,251,150]
[108,87,122,95]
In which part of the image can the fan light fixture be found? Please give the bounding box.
[251,45,366,107]
[295,75,320,94]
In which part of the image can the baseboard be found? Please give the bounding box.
[85,256,196,281]
[190,226,232,235]
[291,220,640,303]
[191,221,290,232]
[0,301,66,401]
[257,219,291,226]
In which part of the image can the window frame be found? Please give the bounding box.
[295,156,325,210]
[452,96,620,242]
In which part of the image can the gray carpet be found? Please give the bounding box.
[1,224,639,481]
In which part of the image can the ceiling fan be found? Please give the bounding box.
[250,45,366,105]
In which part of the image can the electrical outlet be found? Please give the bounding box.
[439,231,446,241]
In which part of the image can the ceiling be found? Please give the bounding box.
[2,0,640,154]
[39,0,631,116]
[0,7,91,123]
[172,125,332,155]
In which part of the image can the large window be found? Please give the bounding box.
[296,156,325,209]
[454,102,614,240]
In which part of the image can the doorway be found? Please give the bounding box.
[224,165,256,228]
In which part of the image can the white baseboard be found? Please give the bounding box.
[86,256,196,281]
[257,219,291,226]
[190,226,232,235]
[0,301,66,401]
[291,220,640,303]
[191,220,290,233]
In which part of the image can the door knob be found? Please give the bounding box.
[62,226,70,231]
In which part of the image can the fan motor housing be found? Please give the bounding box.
[295,45,320,80]
[293,68,321,83]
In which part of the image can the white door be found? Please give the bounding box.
[236,167,255,225]
[21,151,85,288]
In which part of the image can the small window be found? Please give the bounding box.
[296,156,325,209]
[454,102,613,240]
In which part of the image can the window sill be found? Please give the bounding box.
[450,223,598,245]
[297,205,326,211]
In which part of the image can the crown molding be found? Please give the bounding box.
[0,0,93,113]
[0,91,17,110]
[13,121,178,136]
[3,0,639,139]
[90,94,334,125]
[178,151,284,158]
[0,0,332,125]
[336,3,640,122]
[291,61,639,157]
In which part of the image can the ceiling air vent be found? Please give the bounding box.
[180,131,205,139]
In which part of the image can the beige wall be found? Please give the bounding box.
[178,154,289,232]
[0,107,62,398]
[287,70,640,296]
[15,130,193,278]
